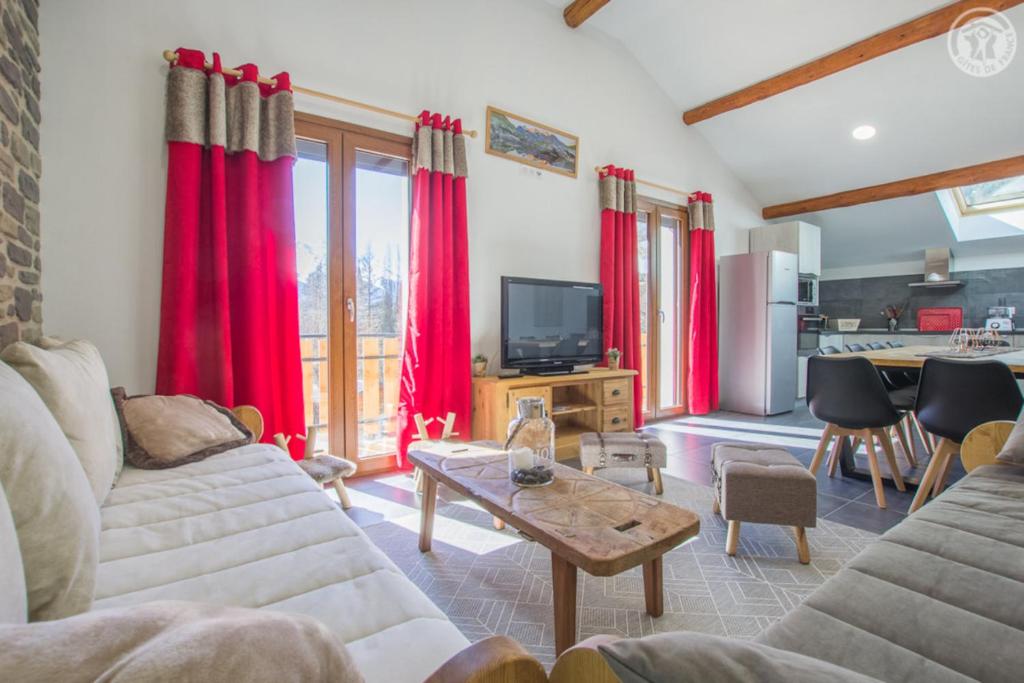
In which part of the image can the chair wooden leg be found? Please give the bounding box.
[911,413,934,457]
[650,468,663,495]
[849,437,862,454]
[794,527,810,564]
[932,443,960,497]
[726,520,741,556]
[893,418,917,468]
[827,434,843,478]
[863,430,887,509]
[332,479,353,510]
[909,438,955,513]
[875,428,906,492]
[809,425,834,475]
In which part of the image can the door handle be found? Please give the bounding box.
[659,310,666,323]
[346,297,355,323]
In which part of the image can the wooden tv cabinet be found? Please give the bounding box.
[472,368,638,461]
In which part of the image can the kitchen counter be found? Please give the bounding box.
[834,328,1022,336]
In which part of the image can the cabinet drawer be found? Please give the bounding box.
[602,378,631,405]
[602,405,631,432]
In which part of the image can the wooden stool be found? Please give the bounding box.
[711,443,817,564]
[275,427,358,510]
[296,455,358,509]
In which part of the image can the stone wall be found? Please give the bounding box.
[0,0,39,349]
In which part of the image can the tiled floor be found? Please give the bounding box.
[636,404,961,534]
[345,403,958,535]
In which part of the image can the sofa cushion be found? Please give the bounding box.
[759,464,1024,682]
[0,482,26,624]
[112,388,252,469]
[599,631,881,682]
[996,413,1024,466]
[94,444,468,683]
[0,362,99,621]
[0,600,364,683]
[1,339,122,503]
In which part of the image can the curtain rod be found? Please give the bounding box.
[594,166,689,197]
[161,50,478,138]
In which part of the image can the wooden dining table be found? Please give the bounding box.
[832,343,1024,377]
[822,344,1024,489]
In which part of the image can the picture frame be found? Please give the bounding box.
[484,106,579,178]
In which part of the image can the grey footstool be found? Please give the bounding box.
[710,443,817,564]
[579,432,667,494]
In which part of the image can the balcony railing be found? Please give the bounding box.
[300,333,402,458]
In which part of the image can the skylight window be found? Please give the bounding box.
[953,175,1024,215]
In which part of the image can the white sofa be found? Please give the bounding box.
[0,342,474,682]
[94,444,469,682]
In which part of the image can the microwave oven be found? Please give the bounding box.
[797,276,817,305]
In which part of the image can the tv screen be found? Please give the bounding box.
[501,276,603,371]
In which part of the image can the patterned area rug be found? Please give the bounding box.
[361,468,877,667]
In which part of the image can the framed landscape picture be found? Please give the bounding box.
[485,106,579,178]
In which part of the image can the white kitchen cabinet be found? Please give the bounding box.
[749,221,821,277]
[797,355,808,398]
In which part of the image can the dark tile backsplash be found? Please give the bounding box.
[819,267,1024,329]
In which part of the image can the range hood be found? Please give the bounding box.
[908,248,963,288]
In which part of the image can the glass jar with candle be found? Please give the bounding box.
[505,397,555,487]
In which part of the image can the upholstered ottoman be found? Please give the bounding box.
[710,443,816,564]
[579,432,667,494]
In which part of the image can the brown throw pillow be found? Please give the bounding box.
[996,414,1024,466]
[111,388,253,469]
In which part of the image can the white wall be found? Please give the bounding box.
[41,0,761,392]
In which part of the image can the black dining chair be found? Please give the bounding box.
[807,356,910,509]
[845,343,866,352]
[909,358,1023,511]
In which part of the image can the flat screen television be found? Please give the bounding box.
[501,276,603,375]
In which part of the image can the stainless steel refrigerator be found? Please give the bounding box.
[719,251,798,415]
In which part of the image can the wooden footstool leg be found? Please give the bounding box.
[712,496,721,515]
[331,479,353,510]
[648,467,663,495]
[794,527,810,564]
[726,520,741,556]
[642,557,663,617]
[583,466,595,476]
[551,553,578,656]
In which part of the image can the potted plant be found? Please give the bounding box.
[881,302,906,333]
[472,354,488,377]
[607,347,621,371]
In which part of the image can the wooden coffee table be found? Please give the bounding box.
[408,449,700,655]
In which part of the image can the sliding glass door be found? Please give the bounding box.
[636,199,688,420]
[293,114,411,473]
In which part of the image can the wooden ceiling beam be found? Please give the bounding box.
[563,0,610,28]
[762,155,1024,219]
[683,0,1024,125]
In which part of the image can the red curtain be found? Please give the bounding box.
[599,165,643,428]
[687,191,718,415]
[155,49,306,459]
[396,112,472,468]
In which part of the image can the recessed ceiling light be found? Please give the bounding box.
[852,125,876,141]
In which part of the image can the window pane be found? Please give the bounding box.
[636,212,650,413]
[355,150,409,459]
[294,139,329,450]
[959,175,1024,207]
[658,216,682,409]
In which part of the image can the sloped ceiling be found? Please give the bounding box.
[548,0,1024,270]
